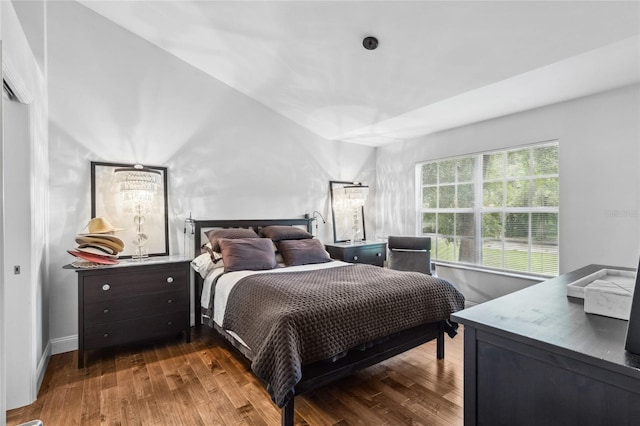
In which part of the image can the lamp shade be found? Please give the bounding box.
[114,165,160,212]
[341,184,369,207]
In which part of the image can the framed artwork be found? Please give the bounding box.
[90,161,169,258]
[329,180,367,243]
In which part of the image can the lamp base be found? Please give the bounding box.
[131,246,149,260]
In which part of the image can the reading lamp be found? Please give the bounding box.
[114,164,160,259]
[311,210,326,235]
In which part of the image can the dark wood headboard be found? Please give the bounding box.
[192,218,314,325]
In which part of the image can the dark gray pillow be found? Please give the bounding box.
[206,228,259,252]
[218,238,278,272]
[277,239,331,267]
[260,225,313,242]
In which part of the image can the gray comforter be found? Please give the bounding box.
[221,263,465,407]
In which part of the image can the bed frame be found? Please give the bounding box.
[192,218,447,426]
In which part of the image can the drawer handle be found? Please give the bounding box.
[376,252,382,257]
[103,308,110,314]
[353,256,358,261]
[166,277,174,283]
[167,299,173,304]
[102,284,111,291]
[103,333,109,338]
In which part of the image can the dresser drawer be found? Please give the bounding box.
[345,245,386,264]
[83,266,187,300]
[84,289,188,325]
[326,243,387,266]
[84,311,187,350]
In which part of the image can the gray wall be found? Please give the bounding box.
[377,84,640,304]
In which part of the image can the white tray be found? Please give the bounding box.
[566,268,636,299]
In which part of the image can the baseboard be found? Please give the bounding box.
[48,319,200,356]
[35,341,51,393]
[50,335,78,355]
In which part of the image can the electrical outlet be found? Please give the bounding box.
[14,265,20,275]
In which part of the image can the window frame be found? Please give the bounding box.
[416,140,559,276]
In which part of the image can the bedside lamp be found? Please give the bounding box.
[114,164,160,259]
[341,184,368,244]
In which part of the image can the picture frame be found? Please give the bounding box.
[90,161,169,258]
[329,180,367,243]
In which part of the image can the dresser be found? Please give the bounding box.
[73,256,191,368]
[451,264,640,426]
[324,241,387,267]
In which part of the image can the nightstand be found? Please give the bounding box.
[325,242,387,267]
[71,256,191,368]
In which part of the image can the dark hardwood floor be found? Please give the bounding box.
[7,325,464,425]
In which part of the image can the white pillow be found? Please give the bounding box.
[191,253,214,278]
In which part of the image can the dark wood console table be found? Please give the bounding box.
[451,264,640,426]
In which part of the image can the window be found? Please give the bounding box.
[417,141,559,275]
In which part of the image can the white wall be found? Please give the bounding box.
[377,85,640,304]
[10,1,45,76]
[46,1,376,352]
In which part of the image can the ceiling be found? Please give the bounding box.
[78,1,640,147]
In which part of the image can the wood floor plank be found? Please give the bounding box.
[326,384,391,426]
[156,340,186,392]
[138,397,172,426]
[56,370,85,426]
[240,377,281,425]
[80,351,105,425]
[7,325,464,425]
[190,346,224,396]
[33,354,74,426]
[294,395,342,426]
[101,386,122,425]
[117,350,146,426]
[193,400,226,426]
[341,375,428,426]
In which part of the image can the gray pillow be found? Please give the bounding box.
[206,228,259,252]
[260,225,313,242]
[277,239,331,267]
[218,238,278,272]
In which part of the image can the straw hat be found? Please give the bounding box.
[80,217,122,235]
[67,250,119,265]
[75,247,119,259]
[76,244,118,256]
[75,235,124,252]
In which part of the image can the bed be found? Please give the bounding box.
[191,218,465,426]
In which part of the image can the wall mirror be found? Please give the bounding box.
[330,180,368,243]
[91,161,169,258]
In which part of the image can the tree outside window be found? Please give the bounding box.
[417,141,559,275]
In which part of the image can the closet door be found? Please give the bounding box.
[2,83,34,411]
